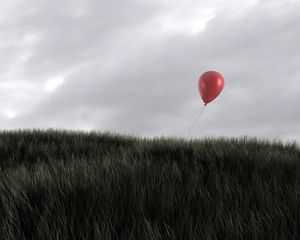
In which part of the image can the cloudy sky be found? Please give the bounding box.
[0,0,299,143]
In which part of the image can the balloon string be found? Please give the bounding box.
[188,104,206,139]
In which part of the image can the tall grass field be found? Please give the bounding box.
[0,129,299,239]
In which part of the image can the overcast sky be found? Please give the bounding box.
[0,0,299,144]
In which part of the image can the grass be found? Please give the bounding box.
[0,129,299,239]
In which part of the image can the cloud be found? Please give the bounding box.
[1,0,299,144]
[45,76,65,93]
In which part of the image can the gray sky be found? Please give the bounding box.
[0,0,299,144]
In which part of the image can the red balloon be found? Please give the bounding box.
[198,71,224,105]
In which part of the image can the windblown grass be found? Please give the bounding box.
[0,129,299,239]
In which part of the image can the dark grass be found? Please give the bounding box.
[0,129,299,240]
